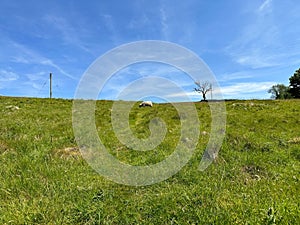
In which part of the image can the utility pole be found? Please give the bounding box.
[210,83,213,100]
[49,73,52,99]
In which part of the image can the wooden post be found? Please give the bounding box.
[50,73,52,99]
[210,84,213,100]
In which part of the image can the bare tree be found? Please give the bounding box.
[194,81,212,101]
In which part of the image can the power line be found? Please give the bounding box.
[36,78,49,97]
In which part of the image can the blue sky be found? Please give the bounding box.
[1,0,300,101]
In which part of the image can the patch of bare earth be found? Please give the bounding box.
[241,165,269,184]
[0,141,10,155]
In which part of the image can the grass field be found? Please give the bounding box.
[0,96,299,224]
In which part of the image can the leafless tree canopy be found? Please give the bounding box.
[194,81,212,101]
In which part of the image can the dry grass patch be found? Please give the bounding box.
[53,146,82,160]
[288,137,300,144]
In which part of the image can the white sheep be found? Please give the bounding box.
[139,101,153,107]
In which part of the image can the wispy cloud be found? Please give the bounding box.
[43,14,92,53]
[114,76,193,102]
[166,81,275,100]
[102,14,120,45]
[157,2,196,44]
[219,71,254,82]
[220,81,275,98]
[258,0,272,13]
[128,13,150,30]
[100,62,196,96]
[26,72,48,82]
[224,0,300,79]
[41,59,75,80]
[224,0,281,69]
[0,69,19,91]
[0,70,19,82]
[10,41,76,80]
[160,7,168,40]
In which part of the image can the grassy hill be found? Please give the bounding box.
[0,96,299,224]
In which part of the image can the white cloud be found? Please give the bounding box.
[235,53,280,69]
[219,81,275,99]
[0,70,19,82]
[99,62,199,100]
[0,70,19,90]
[26,72,48,81]
[160,7,168,40]
[128,13,150,30]
[115,76,193,102]
[219,71,254,82]
[43,14,92,53]
[224,0,300,75]
[258,0,272,13]
[41,59,75,80]
[225,25,281,68]
[166,91,198,98]
[101,14,120,45]
[166,81,275,100]
[10,41,76,80]
[224,0,284,69]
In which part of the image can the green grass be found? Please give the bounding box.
[0,96,299,224]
